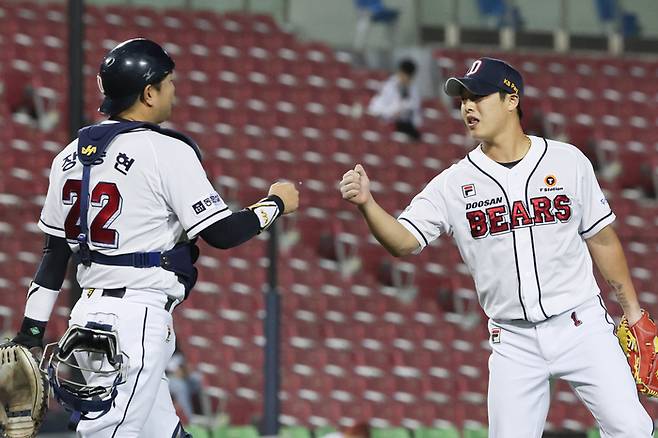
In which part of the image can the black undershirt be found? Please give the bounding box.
[498,159,522,169]
[34,234,71,290]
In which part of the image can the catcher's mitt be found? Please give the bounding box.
[0,342,48,438]
[616,311,658,397]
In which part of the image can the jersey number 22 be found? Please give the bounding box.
[62,179,122,247]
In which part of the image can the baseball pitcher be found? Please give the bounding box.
[340,57,655,437]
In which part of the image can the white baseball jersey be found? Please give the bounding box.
[38,122,231,299]
[398,136,614,322]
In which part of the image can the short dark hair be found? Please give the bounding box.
[398,59,416,77]
[499,91,523,119]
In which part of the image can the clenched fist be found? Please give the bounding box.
[339,164,372,206]
[268,181,299,214]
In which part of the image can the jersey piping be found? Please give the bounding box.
[596,294,615,328]
[466,154,528,321]
[39,218,64,233]
[186,207,230,236]
[111,307,148,437]
[399,217,429,247]
[580,211,614,236]
[524,137,550,320]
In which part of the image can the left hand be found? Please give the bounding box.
[0,342,50,436]
[616,310,658,397]
[626,309,643,326]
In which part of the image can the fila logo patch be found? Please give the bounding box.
[462,184,476,198]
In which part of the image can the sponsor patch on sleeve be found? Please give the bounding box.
[192,192,224,215]
[192,201,206,215]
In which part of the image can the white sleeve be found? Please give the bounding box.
[578,153,615,239]
[397,175,451,253]
[24,282,59,321]
[158,142,232,238]
[38,154,68,238]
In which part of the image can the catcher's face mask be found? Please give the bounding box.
[40,322,129,430]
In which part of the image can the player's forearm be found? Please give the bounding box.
[200,196,284,249]
[15,234,71,348]
[586,225,642,324]
[358,198,419,257]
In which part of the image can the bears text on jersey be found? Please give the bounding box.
[466,195,572,238]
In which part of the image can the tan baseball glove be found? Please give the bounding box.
[0,342,49,438]
[616,311,658,397]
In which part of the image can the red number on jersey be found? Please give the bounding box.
[62,179,122,247]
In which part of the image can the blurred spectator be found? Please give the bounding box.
[5,66,38,120]
[353,0,399,52]
[368,58,422,140]
[322,422,371,438]
[3,65,59,131]
[167,350,204,424]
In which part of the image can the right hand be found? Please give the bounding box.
[340,164,372,206]
[268,181,299,214]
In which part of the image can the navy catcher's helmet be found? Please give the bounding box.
[40,322,129,429]
[97,38,175,116]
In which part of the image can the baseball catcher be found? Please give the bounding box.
[0,341,48,438]
[617,310,658,397]
[4,38,299,437]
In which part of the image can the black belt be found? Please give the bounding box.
[100,288,177,311]
[101,287,126,298]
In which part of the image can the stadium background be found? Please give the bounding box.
[1,0,657,436]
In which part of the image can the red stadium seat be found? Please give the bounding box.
[3,5,657,430]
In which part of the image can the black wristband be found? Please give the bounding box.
[267,195,285,214]
[13,317,47,348]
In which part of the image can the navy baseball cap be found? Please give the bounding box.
[444,57,523,97]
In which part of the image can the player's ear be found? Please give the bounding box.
[507,94,520,113]
[141,84,155,107]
